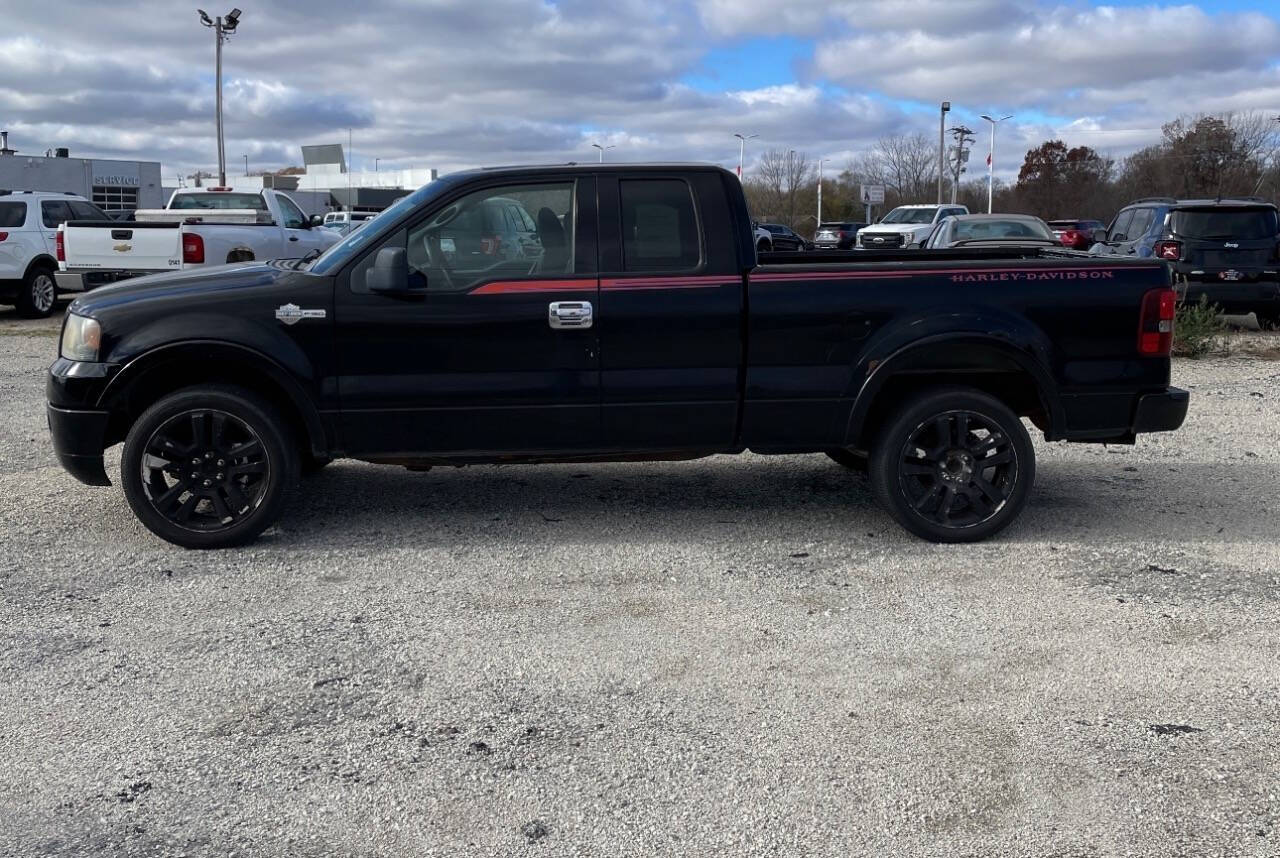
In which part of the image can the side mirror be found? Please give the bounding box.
[366,247,418,294]
[1091,228,1107,244]
[1111,233,1127,243]
[309,214,324,227]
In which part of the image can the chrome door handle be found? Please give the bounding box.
[548,300,592,330]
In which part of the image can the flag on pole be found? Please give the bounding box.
[986,153,992,167]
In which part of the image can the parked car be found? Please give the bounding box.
[0,190,110,317]
[1047,219,1105,250]
[858,204,969,249]
[813,221,866,250]
[55,187,341,294]
[753,222,773,252]
[753,223,806,251]
[322,211,376,230]
[48,163,1188,549]
[924,214,1062,249]
[1091,197,1280,328]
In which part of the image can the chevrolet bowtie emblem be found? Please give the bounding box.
[275,303,327,325]
[113,243,132,252]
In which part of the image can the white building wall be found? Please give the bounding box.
[0,154,164,209]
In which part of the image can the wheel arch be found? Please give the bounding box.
[226,247,256,264]
[845,333,1063,451]
[98,341,329,458]
[24,253,58,277]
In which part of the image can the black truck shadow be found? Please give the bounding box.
[270,454,1279,550]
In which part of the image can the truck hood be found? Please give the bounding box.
[860,224,932,236]
[68,261,291,317]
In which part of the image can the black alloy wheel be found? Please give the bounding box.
[870,388,1034,543]
[121,386,297,548]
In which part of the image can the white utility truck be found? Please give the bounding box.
[55,188,340,292]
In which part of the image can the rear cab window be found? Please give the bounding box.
[619,178,702,272]
[0,202,26,228]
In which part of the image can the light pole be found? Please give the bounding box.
[733,133,758,179]
[938,101,950,204]
[817,158,830,227]
[980,114,1013,214]
[242,154,248,176]
[198,8,242,187]
[591,143,615,162]
[374,158,380,172]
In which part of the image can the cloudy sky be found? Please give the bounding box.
[1,0,1277,184]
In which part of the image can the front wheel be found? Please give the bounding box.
[869,388,1035,543]
[121,385,298,549]
[16,266,57,318]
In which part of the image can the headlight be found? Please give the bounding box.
[60,313,101,362]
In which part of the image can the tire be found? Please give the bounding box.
[869,387,1035,543]
[757,240,771,253]
[16,265,57,318]
[120,385,299,549]
[826,449,867,473]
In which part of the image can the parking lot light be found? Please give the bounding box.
[733,133,758,179]
[980,114,1013,214]
[198,8,244,187]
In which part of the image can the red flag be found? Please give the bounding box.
[986,153,992,167]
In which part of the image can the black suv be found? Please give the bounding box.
[1093,197,1280,327]
[758,223,809,251]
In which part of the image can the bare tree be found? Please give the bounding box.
[745,148,813,230]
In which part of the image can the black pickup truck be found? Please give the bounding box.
[48,163,1188,548]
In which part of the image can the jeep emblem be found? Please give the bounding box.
[1223,242,1238,248]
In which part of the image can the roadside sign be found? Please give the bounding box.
[860,184,885,206]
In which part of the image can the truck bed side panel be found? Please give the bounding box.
[742,259,1171,448]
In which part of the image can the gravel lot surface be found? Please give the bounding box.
[1,306,1278,856]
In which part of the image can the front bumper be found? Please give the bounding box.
[1132,387,1189,434]
[47,403,112,486]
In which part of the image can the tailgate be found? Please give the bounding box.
[61,221,183,272]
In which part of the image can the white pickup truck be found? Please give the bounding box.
[54,187,341,293]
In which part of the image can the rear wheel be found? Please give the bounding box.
[869,388,1034,543]
[121,385,298,549]
[16,266,57,318]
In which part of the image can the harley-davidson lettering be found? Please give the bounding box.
[275,303,327,325]
[950,270,1117,282]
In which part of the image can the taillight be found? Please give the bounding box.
[1153,240,1181,261]
[1138,287,1176,355]
[182,233,205,264]
[0,231,8,242]
[55,230,65,261]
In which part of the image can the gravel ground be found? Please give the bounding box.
[1,306,1278,856]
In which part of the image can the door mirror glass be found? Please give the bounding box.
[1091,228,1107,244]
[309,214,324,227]
[366,246,416,293]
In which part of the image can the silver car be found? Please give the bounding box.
[923,214,1063,249]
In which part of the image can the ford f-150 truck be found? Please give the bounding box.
[48,163,1188,549]
[54,187,339,293]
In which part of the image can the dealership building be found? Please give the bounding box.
[0,132,164,212]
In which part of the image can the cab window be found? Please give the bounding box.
[277,196,307,229]
[395,182,575,293]
[620,179,701,272]
[41,200,74,229]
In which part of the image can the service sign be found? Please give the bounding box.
[90,160,141,187]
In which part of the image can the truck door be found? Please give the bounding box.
[275,194,325,256]
[595,171,744,451]
[334,176,601,456]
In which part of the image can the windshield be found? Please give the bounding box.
[1171,208,1278,240]
[881,207,936,225]
[309,186,436,275]
[952,219,1054,240]
[169,192,268,211]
